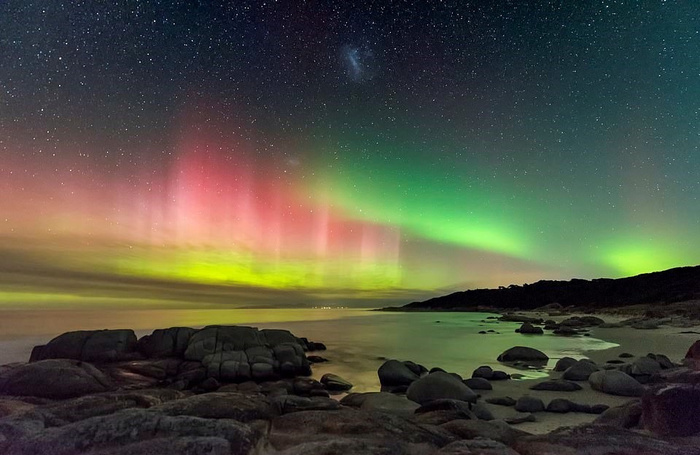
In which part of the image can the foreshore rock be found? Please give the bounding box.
[2,328,700,454]
[497,347,549,364]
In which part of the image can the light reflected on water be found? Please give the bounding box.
[0,309,619,392]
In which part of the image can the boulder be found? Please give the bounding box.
[553,326,579,336]
[471,402,495,420]
[590,404,609,414]
[594,399,643,428]
[486,396,516,406]
[271,395,341,413]
[553,357,577,372]
[292,377,324,396]
[642,384,700,436]
[0,359,113,399]
[513,423,699,455]
[546,398,575,413]
[491,371,511,380]
[623,356,662,377]
[440,419,531,446]
[515,396,545,413]
[0,407,261,455]
[412,409,476,425]
[403,361,429,377]
[530,380,582,392]
[260,329,302,347]
[504,413,536,424]
[463,377,492,390]
[414,398,474,414]
[203,351,251,381]
[435,439,520,455]
[472,365,493,379]
[357,393,420,416]
[153,392,278,422]
[406,372,477,405]
[306,355,328,363]
[136,327,195,358]
[649,353,675,369]
[631,319,661,329]
[562,360,599,381]
[184,326,263,361]
[320,373,353,391]
[589,370,644,397]
[686,340,700,360]
[619,352,634,358]
[378,360,419,387]
[516,323,543,335]
[30,329,137,363]
[497,347,548,363]
[268,408,454,451]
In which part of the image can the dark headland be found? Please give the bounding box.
[383,265,700,316]
[1,267,700,454]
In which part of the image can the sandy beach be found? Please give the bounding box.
[472,311,700,434]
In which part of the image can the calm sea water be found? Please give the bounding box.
[0,309,618,391]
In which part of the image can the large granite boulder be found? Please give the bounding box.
[184,326,264,361]
[589,370,644,397]
[136,327,196,358]
[203,351,251,381]
[378,360,420,387]
[0,359,113,399]
[642,384,700,436]
[30,330,137,363]
[183,326,309,380]
[497,346,548,363]
[562,360,599,381]
[406,372,477,405]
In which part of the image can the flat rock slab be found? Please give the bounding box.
[268,408,454,451]
[0,408,262,455]
[0,359,113,399]
[513,423,700,455]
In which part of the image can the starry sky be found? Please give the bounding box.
[1,1,698,307]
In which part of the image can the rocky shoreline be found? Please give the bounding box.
[0,323,699,454]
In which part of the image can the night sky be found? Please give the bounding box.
[1,1,698,307]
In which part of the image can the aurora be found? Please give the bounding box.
[0,1,698,307]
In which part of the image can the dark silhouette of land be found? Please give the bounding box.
[391,265,700,313]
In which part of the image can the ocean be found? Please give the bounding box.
[0,308,618,391]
